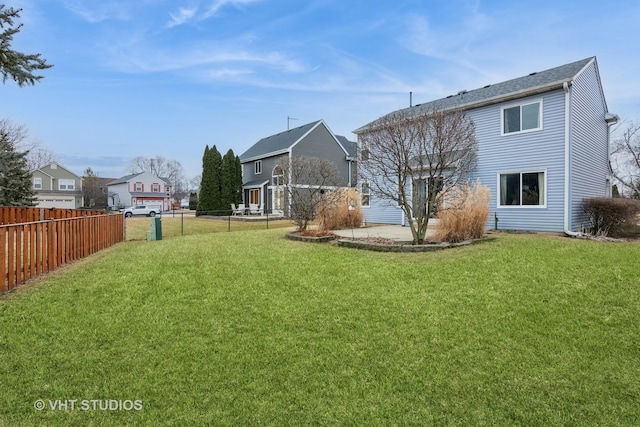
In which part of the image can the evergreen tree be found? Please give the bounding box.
[1,5,53,86]
[233,155,243,205]
[0,140,35,206]
[210,146,223,210]
[197,145,214,212]
[221,149,240,211]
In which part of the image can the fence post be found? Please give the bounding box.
[228,215,231,232]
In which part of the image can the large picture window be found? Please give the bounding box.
[499,171,545,207]
[502,101,541,134]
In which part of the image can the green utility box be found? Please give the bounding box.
[146,216,162,241]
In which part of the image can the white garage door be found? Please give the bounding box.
[36,196,76,209]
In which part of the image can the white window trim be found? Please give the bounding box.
[496,169,547,209]
[33,177,42,189]
[58,179,75,191]
[254,160,262,175]
[500,99,543,136]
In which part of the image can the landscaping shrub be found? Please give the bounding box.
[317,188,363,231]
[434,182,490,243]
[582,197,640,237]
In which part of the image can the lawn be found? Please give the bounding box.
[0,230,638,425]
[124,214,293,240]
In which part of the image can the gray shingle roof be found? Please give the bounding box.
[108,173,141,185]
[354,57,595,133]
[336,135,356,158]
[108,173,172,186]
[239,120,322,162]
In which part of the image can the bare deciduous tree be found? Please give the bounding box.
[611,121,640,198]
[357,106,478,244]
[128,155,184,184]
[0,118,56,170]
[275,155,344,231]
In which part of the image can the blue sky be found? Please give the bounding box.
[2,0,639,181]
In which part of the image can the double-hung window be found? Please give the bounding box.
[59,179,75,190]
[498,171,546,207]
[151,183,160,192]
[255,161,262,174]
[134,182,143,192]
[502,100,542,134]
[33,177,42,189]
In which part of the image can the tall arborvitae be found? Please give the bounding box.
[210,145,223,210]
[233,155,243,205]
[198,145,242,213]
[0,140,35,206]
[197,145,214,212]
[221,149,242,210]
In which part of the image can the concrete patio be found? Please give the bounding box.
[332,220,439,242]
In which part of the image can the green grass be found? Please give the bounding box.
[0,231,639,425]
[124,215,294,240]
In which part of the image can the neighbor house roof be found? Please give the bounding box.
[108,173,172,186]
[239,120,323,162]
[354,57,596,134]
[239,120,356,162]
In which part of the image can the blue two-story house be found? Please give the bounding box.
[354,57,618,233]
[239,120,357,213]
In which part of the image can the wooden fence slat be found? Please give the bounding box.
[1,212,125,292]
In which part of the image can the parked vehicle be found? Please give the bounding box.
[123,205,162,218]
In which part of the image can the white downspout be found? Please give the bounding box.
[563,81,579,237]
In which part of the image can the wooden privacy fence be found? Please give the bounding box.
[0,213,124,293]
[0,206,103,225]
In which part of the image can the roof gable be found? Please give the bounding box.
[239,120,323,162]
[35,162,82,180]
[355,57,596,133]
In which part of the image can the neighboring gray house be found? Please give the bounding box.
[355,57,618,233]
[31,162,84,209]
[239,120,357,213]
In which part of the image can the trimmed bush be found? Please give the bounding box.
[434,182,491,243]
[317,188,363,232]
[582,197,640,237]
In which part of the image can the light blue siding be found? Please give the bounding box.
[569,61,610,231]
[473,91,566,231]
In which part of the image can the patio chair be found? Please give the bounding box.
[249,204,262,215]
[232,203,244,216]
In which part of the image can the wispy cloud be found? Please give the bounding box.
[62,0,133,23]
[166,0,263,27]
[167,7,198,28]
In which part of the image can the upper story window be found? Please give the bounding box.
[151,183,160,192]
[502,100,542,135]
[59,179,75,191]
[272,165,284,186]
[498,170,546,207]
[360,141,370,161]
[134,182,143,192]
[33,177,42,190]
[255,160,262,174]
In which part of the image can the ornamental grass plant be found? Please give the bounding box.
[434,181,491,243]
